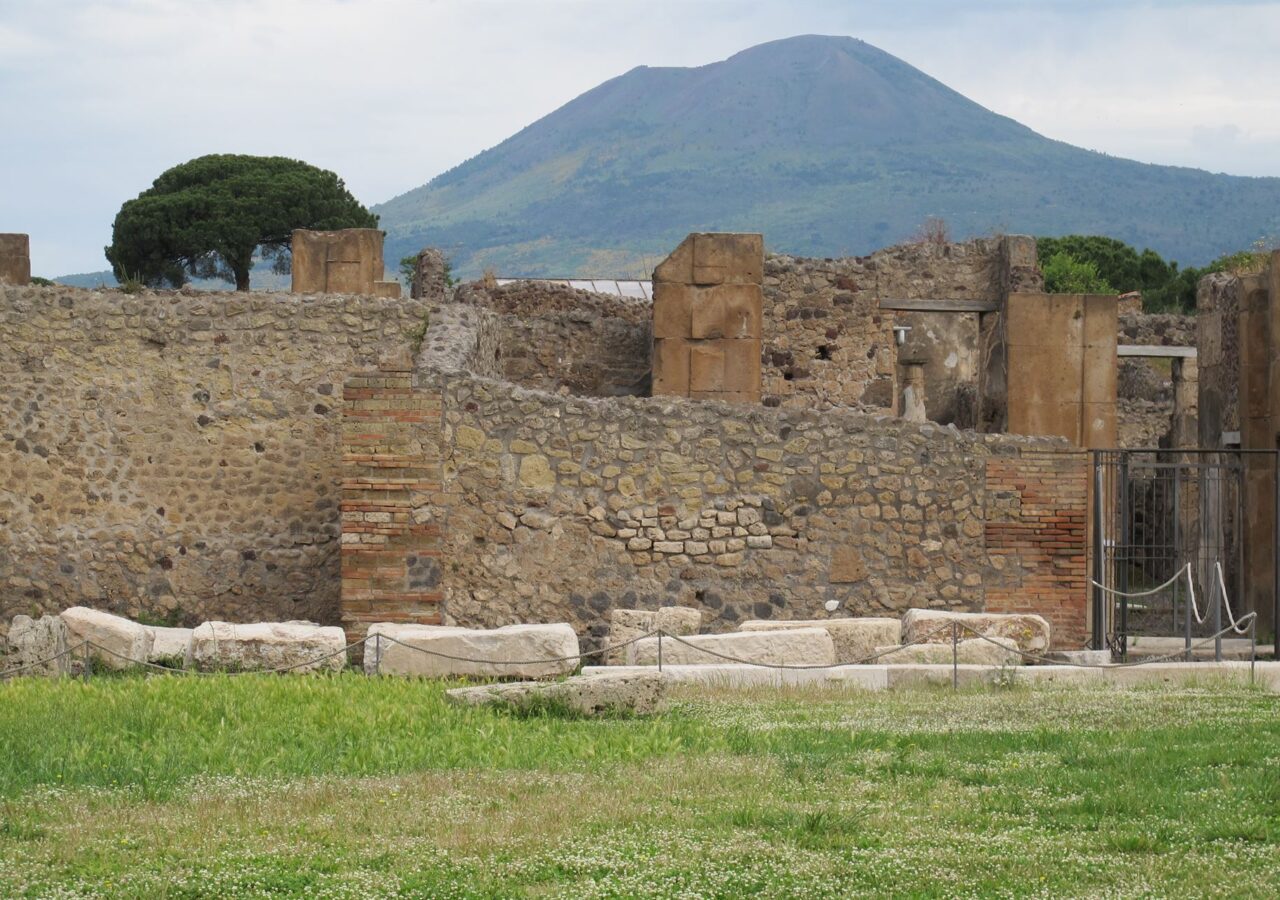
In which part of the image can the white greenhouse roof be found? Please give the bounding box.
[495,278,652,300]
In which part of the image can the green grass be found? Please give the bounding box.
[1,675,1278,897]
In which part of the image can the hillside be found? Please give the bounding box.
[375,34,1280,277]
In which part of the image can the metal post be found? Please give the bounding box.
[1092,455,1105,651]
[1214,560,1223,663]
[657,630,663,672]
[373,633,381,676]
[1250,615,1257,685]
[951,622,958,690]
[1118,455,1130,660]
[81,643,91,682]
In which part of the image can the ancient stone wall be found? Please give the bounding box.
[762,239,1006,421]
[0,233,31,286]
[454,280,651,396]
[0,284,428,636]
[291,229,401,298]
[1197,273,1242,446]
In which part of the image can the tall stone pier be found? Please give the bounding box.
[0,233,31,285]
[651,233,763,404]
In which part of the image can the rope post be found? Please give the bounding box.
[1183,565,1192,662]
[373,633,381,677]
[657,630,664,673]
[951,621,959,690]
[1250,616,1257,686]
[81,643,91,683]
[1214,567,1223,662]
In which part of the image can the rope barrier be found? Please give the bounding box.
[1090,563,1190,597]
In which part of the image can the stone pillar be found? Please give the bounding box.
[291,228,402,298]
[977,234,1043,433]
[1168,357,1198,449]
[411,248,450,301]
[0,233,31,285]
[651,233,763,404]
[899,361,927,423]
[1005,292,1117,448]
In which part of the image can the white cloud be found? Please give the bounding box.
[2,0,1279,274]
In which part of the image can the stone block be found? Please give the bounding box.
[187,621,346,673]
[720,339,762,394]
[604,607,702,665]
[689,343,726,392]
[653,234,695,284]
[690,285,763,340]
[60,607,154,671]
[653,282,693,338]
[445,671,666,716]
[652,337,691,396]
[0,233,31,285]
[627,627,835,667]
[900,609,1051,654]
[373,280,403,299]
[875,637,1022,666]
[739,617,900,664]
[4,614,69,676]
[291,229,386,295]
[691,233,764,285]
[365,623,579,679]
[829,546,868,583]
[146,626,193,664]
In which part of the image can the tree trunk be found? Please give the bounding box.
[235,268,251,292]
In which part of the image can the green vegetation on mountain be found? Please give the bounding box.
[375,35,1280,279]
[106,155,377,291]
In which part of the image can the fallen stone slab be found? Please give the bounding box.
[4,615,70,676]
[446,671,666,716]
[627,627,835,667]
[365,623,579,679]
[60,607,154,671]
[900,609,1051,653]
[1040,649,1111,666]
[146,626,193,665]
[739,617,899,664]
[187,621,346,673]
[605,607,702,664]
[874,637,1022,666]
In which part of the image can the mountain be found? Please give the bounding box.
[374,34,1280,278]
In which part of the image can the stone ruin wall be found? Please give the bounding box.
[344,302,1089,649]
[1117,311,1197,448]
[0,283,428,637]
[1197,273,1242,446]
[452,280,651,396]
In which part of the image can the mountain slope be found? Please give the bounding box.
[376,34,1280,276]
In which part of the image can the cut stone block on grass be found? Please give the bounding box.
[875,637,1023,666]
[60,607,154,671]
[366,623,579,679]
[146,626,193,664]
[187,621,346,673]
[445,671,666,716]
[4,614,70,676]
[605,607,702,665]
[739,617,899,664]
[900,609,1051,653]
[627,627,835,667]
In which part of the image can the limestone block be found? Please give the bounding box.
[146,626,193,664]
[0,233,31,285]
[605,607,702,665]
[690,285,763,340]
[689,343,726,392]
[445,671,666,716]
[875,638,1022,666]
[60,607,154,671]
[4,614,69,676]
[365,623,579,679]
[739,618,900,664]
[829,546,868,583]
[628,627,835,667]
[652,337,691,395]
[373,280,403,299]
[653,282,693,338]
[653,234,696,284]
[187,621,346,673]
[900,609,1051,653]
[692,233,764,285]
[720,339,762,394]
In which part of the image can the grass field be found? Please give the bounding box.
[1,674,1278,898]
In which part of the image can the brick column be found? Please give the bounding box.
[340,356,442,639]
[984,450,1089,647]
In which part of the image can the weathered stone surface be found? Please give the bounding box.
[1041,649,1111,666]
[291,228,387,295]
[875,637,1022,666]
[605,607,702,665]
[0,233,31,286]
[60,607,154,670]
[900,609,1051,653]
[445,671,666,716]
[366,623,579,679]
[4,614,69,676]
[739,617,899,664]
[146,626,193,664]
[628,627,835,667]
[187,621,346,673]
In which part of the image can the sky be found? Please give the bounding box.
[3,0,1280,276]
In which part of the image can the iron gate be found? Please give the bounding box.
[1090,449,1279,655]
